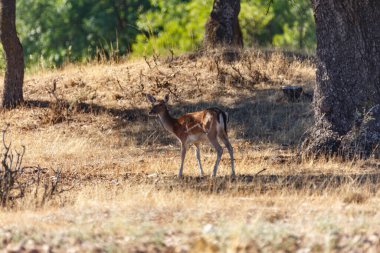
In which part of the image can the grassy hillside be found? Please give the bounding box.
[1,50,380,252]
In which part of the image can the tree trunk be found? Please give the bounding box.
[302,0,380,157]
[204,0,243,49]
[0,0,24,108]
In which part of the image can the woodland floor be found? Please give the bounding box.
[1,50,380,252]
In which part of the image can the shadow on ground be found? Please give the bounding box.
[126,172,380,194]
[25,99,145,122]
[24,88,312,147]
[123,89,312,146]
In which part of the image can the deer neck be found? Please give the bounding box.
[158,108,177,134]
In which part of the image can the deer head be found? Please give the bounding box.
[146,94,169,116]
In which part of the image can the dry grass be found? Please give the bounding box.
[1,49,379,252]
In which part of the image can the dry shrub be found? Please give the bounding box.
[190,238,219,253]
[129,242,174,253]
[263,212,287,223]
[209,52,270,89]
[44,100,74,124]
[0,127,26,207]
[343,192,369,204]
[0,127,66,209]
[276,235,300,253]
[234,240,260,253]
[42,79,76,125]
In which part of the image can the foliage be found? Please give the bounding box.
[0,0,316,68]
[16,0,150,67]
[239,0,274,47]
[271,0,316,49]
[132,0,316,55]
[133,0,212,55]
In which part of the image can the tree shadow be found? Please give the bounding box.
[140,88,312,146]
[24,88,312,147]
[133,172,380,194]
[25,99,144,122]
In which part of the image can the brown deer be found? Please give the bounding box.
[146,94,235,178]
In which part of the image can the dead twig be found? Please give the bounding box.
[1,127,70,208]
[166,49,175,65]
[152,51,160,67]
[231,65,245,82]
[193,73,202,94]
[144,56,153,69]
[153,77,179,99]
[255,168,267,176]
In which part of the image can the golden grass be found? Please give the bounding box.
[1,49,379,252]
[1,184,380,252]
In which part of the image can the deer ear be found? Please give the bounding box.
[163,94,169,103]
[146,94,156,103]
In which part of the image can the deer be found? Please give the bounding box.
[146,94,235,178]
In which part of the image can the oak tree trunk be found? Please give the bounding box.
[303,0,380,157]
[0,0,24,108]
[204,0,243,49]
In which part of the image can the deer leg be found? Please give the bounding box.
[194,144,204,176]
[208,134,223,178]
[219,133,235,177]
[178,143,187,178]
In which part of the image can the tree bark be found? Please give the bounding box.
[204,0,243,49]
[0,0,24,108]
[303,0,380,157]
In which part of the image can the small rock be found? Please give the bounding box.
[202,224,214,234]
